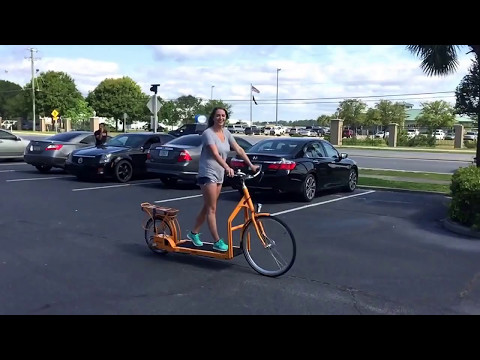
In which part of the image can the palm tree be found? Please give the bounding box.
[406,45,480,167]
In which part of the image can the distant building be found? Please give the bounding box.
[404,109,475,128]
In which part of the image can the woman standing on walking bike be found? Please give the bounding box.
[188,107,259,252]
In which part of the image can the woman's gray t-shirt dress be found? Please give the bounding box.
[198,127,235,184]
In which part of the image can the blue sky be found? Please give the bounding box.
[0,45,475,123]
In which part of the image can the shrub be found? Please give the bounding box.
[449,165,480,230]
[464,140,477,149]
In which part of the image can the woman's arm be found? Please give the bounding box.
[230,141,256,169]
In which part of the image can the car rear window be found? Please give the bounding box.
[47,132,82,141]
[249,140,300,154]
[167,135,202,147]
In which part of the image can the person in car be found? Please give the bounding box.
[187,107,259,252]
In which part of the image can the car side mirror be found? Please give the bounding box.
[340,153,348,159]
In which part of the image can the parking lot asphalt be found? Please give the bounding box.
[1,161,480,315]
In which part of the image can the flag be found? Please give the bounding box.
[251,85,260,93]
[253,96,258,105]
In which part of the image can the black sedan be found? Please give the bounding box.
[229,137,358,202]
[145,134,253,187]
[65,132,175,182]
[23,131,107,173]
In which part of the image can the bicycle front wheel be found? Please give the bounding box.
[241,215,296,277]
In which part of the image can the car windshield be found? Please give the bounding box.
[248,139,302,154]
[106,134,147,148]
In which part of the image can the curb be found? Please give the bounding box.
[442,218,480,239]
[358,185,449,195]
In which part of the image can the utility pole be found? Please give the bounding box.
[26,48,39,132]
[276,68,281,125]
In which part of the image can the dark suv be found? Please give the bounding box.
[168,123,207,137]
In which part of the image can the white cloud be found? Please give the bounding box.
[1,45,476,123]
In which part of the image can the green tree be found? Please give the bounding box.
[337,99,367,133]
[375,100,408,128]
[416,100,456,133]
[407,45,480,166]
[316,114,332,127]
[24,71,83,119]
[159,100,181,129]
[0,80,25,119]
[63,98,94,130]
[455,60,480,120]
[86,77,149,130]
[199,100,233,121]
[174,95,203,124]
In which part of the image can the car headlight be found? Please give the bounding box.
[99,153,113,164]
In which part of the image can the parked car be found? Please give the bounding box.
[432,129,445,140]
[269,126,285,136]
[463,131,478,141]
[227,124,245,134]
[229,137,358,202]
[445,131,455,140]
[168,123,207,138]
[374,131,389,139]
[145,134,253,187]
[298,128,314,137]
[0,129,30,160]
[65,132,175,182]
[244,125,263,135]
[406,129,420,139]
[289,127,303,136]
[342,129,354,138]
[23,131,108,173]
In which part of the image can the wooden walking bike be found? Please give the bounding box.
[141,169,296,277]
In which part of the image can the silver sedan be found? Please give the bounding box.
[0,129,30,160]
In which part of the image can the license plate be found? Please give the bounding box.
[159,150,169,157]
[33,146,41,151]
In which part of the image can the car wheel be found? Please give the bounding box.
[344,168,357,192]
[160,176,178,187]
[35,165,52,173]
[299,173,316,202]
[114,160,133,183]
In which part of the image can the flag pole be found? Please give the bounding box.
[249,83,253,127]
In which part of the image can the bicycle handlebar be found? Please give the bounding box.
[234,168,262,181]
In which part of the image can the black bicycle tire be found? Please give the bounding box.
[144,218,173,255]
[241,214,296,277]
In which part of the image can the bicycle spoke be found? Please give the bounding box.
[242,215,296,277]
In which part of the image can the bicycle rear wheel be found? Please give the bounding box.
[241,215,296,277]
[144,218,173,255]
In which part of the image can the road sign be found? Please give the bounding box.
[51,109,59,118]
[146,96,161,114]
[53,116,58,121]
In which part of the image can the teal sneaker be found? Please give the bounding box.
[213,239,228,252]
[187,232,203,247]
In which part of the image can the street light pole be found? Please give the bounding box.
[26,48,38,132]
[276,68,281,125]
[211,85,215,100]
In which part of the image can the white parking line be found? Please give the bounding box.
[72,180,161,192]
[271,190,376,216]
[7,176,75,182]
[154,190,237,203]
[0,170,16,173]
[0,162,26,166]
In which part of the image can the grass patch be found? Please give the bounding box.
[360,169,452,181]
[358,177,450,194]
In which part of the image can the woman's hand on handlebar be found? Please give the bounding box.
[225,167,235,177]
[249,164,260,174]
